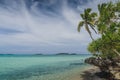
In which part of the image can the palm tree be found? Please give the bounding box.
[78,8,97,40]
[97,2,120,56]
[80,2,120,79]
[97,2,115,34]
[78,2,120,57]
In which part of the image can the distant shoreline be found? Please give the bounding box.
[0,53,91,56]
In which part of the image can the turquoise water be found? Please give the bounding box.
[0,54,91,80]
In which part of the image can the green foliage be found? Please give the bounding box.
[78,8,97,40]
[78,1,120,58]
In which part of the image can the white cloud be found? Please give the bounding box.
[0,0,115,54]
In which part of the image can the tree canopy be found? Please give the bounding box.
[78,1,120,58]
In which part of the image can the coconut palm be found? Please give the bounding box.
[79,2,120,79]
[78,2,120,57]
[97,2,116,34]
[97,2,120,56]
[78,8,97,40]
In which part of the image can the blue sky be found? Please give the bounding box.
[0,0,116,54]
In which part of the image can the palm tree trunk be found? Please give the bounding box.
[89,34,94,41]
[85,22,94,41]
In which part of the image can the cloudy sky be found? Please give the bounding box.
[0,0,116,54]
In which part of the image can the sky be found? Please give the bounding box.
[0,0,117,54]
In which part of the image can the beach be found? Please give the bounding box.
[70,66,103,80]
[80,67,103,80]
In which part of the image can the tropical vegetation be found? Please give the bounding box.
[78,1,120,80]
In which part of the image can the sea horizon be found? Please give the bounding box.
[0,54,91,80]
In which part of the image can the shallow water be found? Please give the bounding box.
[0,54,91,80]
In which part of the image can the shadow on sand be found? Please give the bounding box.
[80,68,116,80]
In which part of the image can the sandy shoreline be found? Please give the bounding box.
[80,67,103,80]
[71,66,103,80]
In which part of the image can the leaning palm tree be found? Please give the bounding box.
[78,8,97,40]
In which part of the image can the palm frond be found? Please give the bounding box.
[86,8,92,13]
[80,14,84,19]
[91,12,97,18]
[78,21,84,32]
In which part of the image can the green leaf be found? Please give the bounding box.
[78,21,84,32]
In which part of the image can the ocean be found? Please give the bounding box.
[0,54,91,80]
